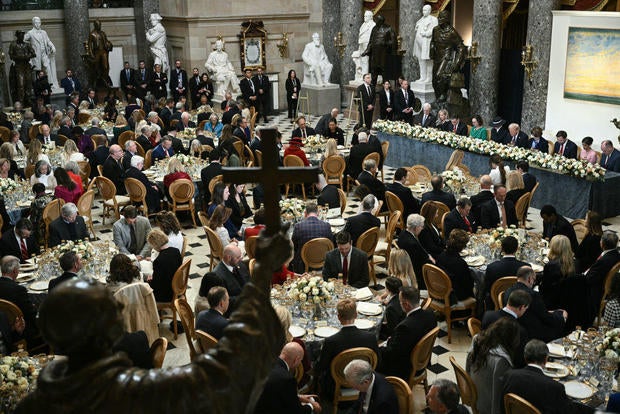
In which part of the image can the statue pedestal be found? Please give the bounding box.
[50,90,67,109]
[410,81,435,106]
[302,83,340,116]
[348,79,363,87]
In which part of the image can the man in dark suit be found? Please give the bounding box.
[48,203,89,248]
[239,68,257,111]
[149,63,168,100]
[316,174,340,209]
[175,112,197,132]
[394,79,415,124]
[90,135,110,175]
[36,124,59,146]
[169,59,188,102]
[200,149,223,204]
[343,195,381,246]
[443,197,475,240]
[60,69,81,105]
[48,251,81,292]
[188,68,201,109]
[479,185,518,229]
[357,159,386,204]
[323,231,369,288]
[504,266,566,342]
[316,298,379,400]
[0,256,38,343]
[346,131,375,179]
[421,175,456,210]
[553,130,578,159]
[482,236,529,310]
[503,339,592,414]
[506,123,529,148]
[601,140,620,172]
[291,116,316,139]
[103,144,127,194]
[540,204,578,251]
[254,342,321,414]
[315,108,339,136]
[516,161,537,193]
[134,60,151,100]
[381,277,405,339]
[490,117,509,144]
[85,117,106,137]
[397,214,435,289]
[378,286,437,381]
[527,126,549,154]
[585,231,620,325]
[386,168,420,219]
[158,98,175,132]
[213,244,250,316]
[469,175,494,224]
[290,202,334,273]
[252,67,270,123]
[119,61,136,99]
[135,125,154,152]
[449,114,468,136]
[344,359,399,414]
[426,379,471,414]
[357,73,376,129]
[378,80,394,121]
[85,89,98,109]
[413,103,436,127]
[0,219,39,263]
[195,286,229,340]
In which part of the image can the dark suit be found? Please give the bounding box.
[436,250,474,301]
[125,167,161,214]
[527,137,549,154]
[0,230,40,262]
[290,216,334,273]
[200,162,223,204]
[601,149,620,172]
[136,133,153,153]
[314,113,333,136]
[196,308,229,340]
[120,68,136,98]
[347,142,375,179]
[254,358,312,414]
[343,212,381,247]
[386,182,420,219]
[381,294,405,339]
[36,133,60,146]
[252,74,270,122]
[542,215,578,252]
[291,126,316,139]
[443,208,475,240]
[378,308,437,381]
[393,88,415,124]
[357,82,376,129]
[482,256,529,310]
[0,277,38,341]
[316,325,379,399]
[149,70,168,100]
[585,249,620,325]
[48,271,78,292]
[213,261,250,315]
[421,189,456,210]
[176,120,197,132]
[90,146,110,176]
[103,156,127,194]
[479,198,518,229]
[346,372,399,414]
[169,68,188,101]
[134,68,151,99]
[521,173,537,193]
[414,112,436,128]
[397,230,431,289]
[449,122,468,136]
[418,225,445,259]
[322,247,369,288]
[317,185,340,209]
[491,126,510,144]
[357,170,386,202]
[378,88,394,121]
[112,331,153,370]
[240,77,258,108]
[506,131,529,148]
[48,216,89,247]
[470,189,494,224]
[554,139,578,159]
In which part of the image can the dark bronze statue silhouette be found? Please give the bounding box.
[362,14,397,87]
[430,10,467,104]
[88,20,113,88]
[8,31,36,107]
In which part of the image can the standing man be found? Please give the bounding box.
[60,69,81,106]
[394,79,415,124]
[169,59,188,102]
[357,73,375,129]
[120,61,136,99]
[150,63,168,100]
[189,68,201,109]
[134,60,150,100]
[252,67,270,123]
[240,68,257,111]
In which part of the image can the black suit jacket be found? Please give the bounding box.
[381,294,405,339]
[322,247,369,288]
[0,230,40,262]
[169,68,188,98]
[240,77,258,105]
[90,146,110,174]
[103,156,127,194]
[482,256,529,310]
[252,74,270,98]
[378,88,394,120]
[443,208,475,241]
[357,171,386,202]
[254,358,312,414]
[469,190,494,224]
[48,216,89,248]
[554,140,578,160]
[480,308,528,368]
[521,173,537,193]
[421,189,456,210]
[386,182,420,219]
[601,149,620,172]
[112,331,153,370]
[414,112,436,128]
[149,71,168,99]
[213,261,250,314]
[418,225,445,259]
[437,250,474,301]
[0,277,38,340]
[200,162,223,203]
[196,308,229,340]
[120,68,136,93]
[316,325,379,399]
[343,212,381,247]
[479,198,518,229]
[48,271,78,292]
[347,143,375,179]
[586,249,620,324]
[527,137,549,154]
[291,126,316,139]
[491,126,510,144]
[314,113,332,136]
[506,131,529,148]
[542,215,578,252]
[346,372,399,414]
[393,88,415,124]
[357,83,376,127]
[317,185,340,209]
[449,122,468,136]
[397,230,431,289]
[378,308,437,380]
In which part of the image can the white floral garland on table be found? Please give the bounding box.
[373,119,607,181]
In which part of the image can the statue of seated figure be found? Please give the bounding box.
[205,40,240,101]
[302,33,333,86]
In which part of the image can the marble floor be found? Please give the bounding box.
[88,111,620,413]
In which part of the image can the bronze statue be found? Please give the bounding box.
[88,20,113,88]
[8,31,36,107]
[362,14,397,87]
[16,229,289,413]
[430,10,467,103]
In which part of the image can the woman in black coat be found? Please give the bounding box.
[575,211,603,273]
[285,70,301,120]
[126,155,162,214]
[436,229,474,303]
[225,183,252,229]
[419,201,446,260]
[147,229,183,302]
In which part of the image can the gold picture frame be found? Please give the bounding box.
[239,21,267,71]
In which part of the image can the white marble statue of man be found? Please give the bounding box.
[414,4,438,83]
[146,13,170,74]
[24,16,59,90]
[302,33,333,86]
[352,10,376,83]
[204,39,240,100]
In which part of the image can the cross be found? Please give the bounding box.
[222,128,319,236]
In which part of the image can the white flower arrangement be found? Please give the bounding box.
[280,198,306,222]
[304,135,325,149]
[598,328,620,361]
[288,275,335,304]
[0,178,18,195]
[0,354,41,409]
[54,239,95,261]
[170,153,196,165]
[373,119,607,181]
[441,167,466,190]
[488,225,524,249]
[177,127,196,140]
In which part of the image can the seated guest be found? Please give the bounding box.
[153,211,184,258]
[48,203,89,247]
[575,211,603,273]
[28,184,53,247]
[271,257,297,286]
[482,236,528,310]
[488,154,509,186]
[36,124,59,146]
[231,115,250,144]
[290,201,333,273]
[469,115,487,140]
[604,273,620,328]
[386,167,420,219]
[324,118,345,146]
[398,214,435,289]
[316,298,379,401]
[249,126,263,153]
[291,115,316,139]
[436,229,474,303]
[175,112,196,132]
[378,286,437,380]
[506,123,528,148]
[469,175,494,224]
[49,251,81,292]
[204,113,223,138]
[505,171,527,205]
[585,231,620,326]
[146,229,182,303]
[214,244,250,315]
[85,117,106,137]
[112,114,131,144]
[380,276,406,339]
[479,185,518,229]
[426,379,470,414]
[580,136,598,165]
[196,286,229,340]
[516,160,537,193]
[209,205,234,246]
[490,116,509,144]
[554,130,578,159]
[200,148,223,204]
[418,202,446,259]
[316,174,340,209]
[528,126,549,153]
[323,230,369,288]
[344,359,399,414]
[314,108,339,136]
[106,254,142,294]
[601,139,620,172]
[9,129,26,156]
[135,125,154,152]
[244,207,266,239]
[504,266,566,342]
[343,194,381,246]
[225,183,252,230]
[151,136,174,161]
[449,114,468,136]
[112,206,152,260]
[65,161,84,191]
[0,256,38,343]
[540,204,578,251]
[0,218,40,262]
[346,131,375,179]
[162,157,191,201]
[541,235,576,310]
[103,144,127,194]
[284,137,309,166]
[436,108,452,131]
[414,103,436,128]
[357,158,386,205]
[90,135,110,174]
[443,196,475,240]
[53,167,82,204]
[208,182,239,240]
[421,175,456,210]
[189,139,208,159]
[126,155,162,214]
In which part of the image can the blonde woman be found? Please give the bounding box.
[50,111,64,134]
[163,157,191,200]
[113,114,131,142]
[541,235,575,310]
[27,139,51,166]
[324,138,341,158]
[378,248,417,302]
[505,171,526,205]
[62,139,85,163]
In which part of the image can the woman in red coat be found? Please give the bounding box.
[283,137,310,166]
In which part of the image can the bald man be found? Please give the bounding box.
[213,243,250,315]
[255,342,322,413]
[470,174,494,224]
[102,144,127,194]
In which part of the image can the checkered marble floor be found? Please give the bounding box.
[87,112,620,412]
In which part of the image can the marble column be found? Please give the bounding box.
[322,0,341,85]
[134,0,160,67]
[338,0,362,85]
[399,0,424,82]
[521,0,561,131]
[63,0,91,90]
[470,0,502,126]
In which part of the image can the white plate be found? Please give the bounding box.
[314,326,339,338]
[16,274,36,283]
[328,218,345,227]
[289,325,306,338]
[543,362,569,378]
[547,343,571,358]
[139,260,153,274]
[530,263,544,273]
[464,256,485,267]
[29,281,49,291]
[20,264,36,272]
[357,302,382,316]
[17,201,31,208]
[354,319,375,329]
[337,145,345,150]
[564,381,595,400]
[355,287,373,301]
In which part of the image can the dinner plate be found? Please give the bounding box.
[564,381,595,400]
[543,362,569,378]
[314,326,339,338]
[329,218,345,227]
[464,256,485,267]
[288,325,306,338]
[530,263,544,273]
[354,319,375,330]
[354,287,373,301]
[547,343,571,358]
[357,302,382,316]
[29,281,49,291]
[16,274,36,283]
[20,264,36,272]
[17,201,31,208]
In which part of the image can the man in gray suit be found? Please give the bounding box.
[112,206,152,260]
[322,231,369,288]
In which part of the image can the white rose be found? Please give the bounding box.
[299,293,307,301]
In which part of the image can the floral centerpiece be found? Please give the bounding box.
[177,127,196,140]
[598,328,620,361]
[304,135,325,150]
[280,198,306,222]
[440,167,466,193]
[288,275,335,304]
[0,178,18,195]
[0,354,41,410]
[170,153,198,166]
[54,239,95,261]
[486,225,525,249]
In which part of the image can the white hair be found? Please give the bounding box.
[358,132,368,143]
[61,202,78,218]
[131,155,144,168]
[407,213,425,230]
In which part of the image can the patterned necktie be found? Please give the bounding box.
[463,215,472,232]
[20,238,29,261]
[500,202,507,228]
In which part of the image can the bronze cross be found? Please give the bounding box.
[222,128,318,236]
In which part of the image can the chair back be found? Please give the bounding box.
[337,188,347,215]
[118,130,135,148]
[174,298,199,359]
[409,326,440,388]
[169,179,195,206]
[381,141,390,161]
[570,218,588,244]
[362,152,380,174]
[385,191,405,228]
[77,161,91,189]
[76,189,95,221]
[431,201,450,231]
[515,192,531,227]
[208,175,223,195]
[43,198,65,247]
[331,347,378,406]
[404,167,418,185]
[77,112,91,124]
[449,356,479,414]
[422,263,452,303]
[385,211,401,248]
[283,154,305,167]
[244,145,255,167]
[491,276,517,310]
[255,149,262,167]
[135,141,146,157]
[440,212,449,239]
[248,258,256,278]
[301,237,334,272]
[467,317,481,338]
[95,175,116,199]
[528,182,539,212]
[125,177,148,215]
[245,235,258,260]
[24,164,35,180]
[57,134,69,145]
[144,149,153,169]
[181,234,188,257]
[356,227,380,258]
[232,140,244,163]
[196,329,219,353]
[197,120,207,130]
[504,393,541,414]
[172,258,192,299]
[204,226,224,263]
[150,337,168,368]
[420,296,432,310]
[411,165,432,182]
[0,299,23,326]
[97,164,104,176]
[385,376,411,414]
[198,211,210,227]
[322,156,346,187]
[0,126,10,142]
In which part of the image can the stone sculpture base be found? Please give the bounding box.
[50,91,67,109]
[301,83,340,116]
[410,81,435,106]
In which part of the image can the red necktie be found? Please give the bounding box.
[463,215,472,233]
[453,125,457,132]
[164,149,169,157]
[20,239,29,261]
[559,144,564,156]
[342,255,348,285]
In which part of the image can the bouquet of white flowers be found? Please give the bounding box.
[0,178,17,195]
[54,239,95,261]
[0,355,41,410]
[487,225,524,249]
[280,198,306,222]
[598,328,620,361]
[288,275,335,305]
[441,167,466,192]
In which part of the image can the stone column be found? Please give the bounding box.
[338,0,362,85]
[63,0,91,90]
[399,0,424,82]
[470,0,502,125]
[521,0,561,131]
[134,0,160,67]
[322,0,341,85]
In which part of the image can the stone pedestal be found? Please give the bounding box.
[302,84,340,116]
[63,0,91,90]
[322,0,341,85]
[50,91,66,109]
[399,0,424,82]
[410,81,435,106]
[339,0,362,91]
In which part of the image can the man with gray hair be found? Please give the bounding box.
[347,130,375,179]
[314,107,339,136]
[175,111,196,132]
[136,124,154,152]
[397,214,435,288]
[601,139,620,172]
[103,143,127,193]
[344,359,398,414]
[426,379,468,414]
[48,202,89,247]
[343,194,381,246]
[85,117,106,137]
[507,123,528,149]
[0,255,36,344]
[414,102,436,127]
[122,140,137,170]
[357,158,386,206]
[126,155,162,214]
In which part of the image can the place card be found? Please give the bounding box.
[315,321,327,327]
[588,377,600,388]
[298,318,308,325]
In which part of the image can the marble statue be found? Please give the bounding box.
[146,13,170,74]
[430,10,467,103]
[204,39,240,101]
[88,20,113,87]
[414,5,438,84]
[352,10,376,83]
[9,31,36,107]
[362,15,396,87]
[301,33,333,86]
[24,16,59,90]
